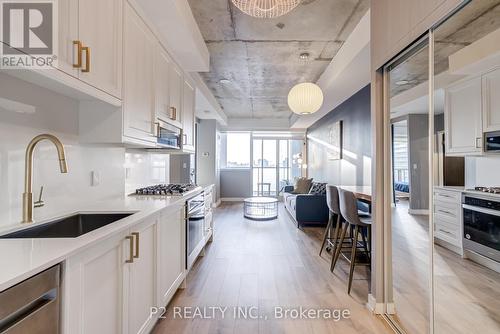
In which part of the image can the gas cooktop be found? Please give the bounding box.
[471,186,500,194]
[132,184,197,196]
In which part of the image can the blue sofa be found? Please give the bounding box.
[283,185,329,228]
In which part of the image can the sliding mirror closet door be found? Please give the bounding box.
[432,1,500,333]
[385,37,432,334]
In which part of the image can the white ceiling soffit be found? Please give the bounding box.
[136,0,209,72]
[192,73,228,126]
[390,90,446,119]
[291,10,371,129]
[221,117,303,132]
[390,71,466,119]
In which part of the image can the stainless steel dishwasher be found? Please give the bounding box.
[0,264,61,334]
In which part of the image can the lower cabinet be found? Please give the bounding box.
[64,230,129,334]
[157,204,185,305]
[124,217,158,334]
[63,207,186,334]
[433,188,463,255]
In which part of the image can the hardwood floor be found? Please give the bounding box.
[153,202,392,334]
[391,201,500,334]
[390,202,430,334]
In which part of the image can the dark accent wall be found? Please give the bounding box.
[307,85,371,186]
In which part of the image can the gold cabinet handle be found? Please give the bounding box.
[132,232,139,259]
[82,46,90,73]
[169,107,177,120]
[125,235,134,263]
[73,40,82,68]
[154,122,160,138]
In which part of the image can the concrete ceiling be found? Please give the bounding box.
[187,0,369,120]
[389,0,500,98]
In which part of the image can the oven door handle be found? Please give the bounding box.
[462,204,500,217]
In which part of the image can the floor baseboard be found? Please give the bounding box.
[220,197,245,202]
[367,294,385,314]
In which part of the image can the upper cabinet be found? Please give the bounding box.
[156,46,182,128]
[445,67,500,156]
[482,67,500,133]
[445,77,483,156]
[122,2,156,145]
[56,0,122,98]
[169,61,184,128]
[77,0,123,98]
[182,76,196,152]
[57,0,79,77]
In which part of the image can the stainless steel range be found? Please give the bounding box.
[462,193,500,263]
[131,183,206,270]
[133,183,197,196]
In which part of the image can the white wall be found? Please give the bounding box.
[0,73,169,228]
[196,119,220,200]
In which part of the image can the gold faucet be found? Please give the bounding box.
[22,134,68,223]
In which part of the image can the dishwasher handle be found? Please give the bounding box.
[0,264,61,334]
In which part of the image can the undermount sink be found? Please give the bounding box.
[0,213,134,239]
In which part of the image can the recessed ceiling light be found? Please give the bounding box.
[395,80,409,85]
[299,52,310,60]
[395,79,418,86]
[219,79,231,84]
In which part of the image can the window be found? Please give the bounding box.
[220,132,251,168]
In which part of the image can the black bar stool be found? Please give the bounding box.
[332,189,372,294]
[319,185,342,258]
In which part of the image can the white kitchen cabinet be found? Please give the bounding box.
[157,204,186,305]
[125,217,158,334]
[64,230,130,334]
[445,77,483,156]
[169,61,184,128]
[182,76,196,152]
[482,67,500,133]
[204,185,215,242]
[155,46,182,128]
[55,0,122,98]
[64,214,161,334]
[78,0,123,98]
[56,0,79,77]
[433,187,463,255]
[122,2,156,145]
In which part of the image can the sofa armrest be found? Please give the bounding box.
[295,194,329,223]
[283,185,294,193]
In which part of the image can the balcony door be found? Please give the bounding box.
[252,137,303,197]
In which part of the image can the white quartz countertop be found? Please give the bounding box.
[434,186,466,192]
[0,187,202,292]
[435,186,500,199]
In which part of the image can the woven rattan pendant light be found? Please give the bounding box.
[231,0,301,19]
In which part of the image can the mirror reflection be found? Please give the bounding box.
[433,1,500,333]
[388,40,432,334]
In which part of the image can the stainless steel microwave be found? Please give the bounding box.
[485,131,500,153]
[155,119,182,149]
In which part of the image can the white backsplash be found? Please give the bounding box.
[465,156,500,187]
[0,73,170,228]
[124,150,170,195]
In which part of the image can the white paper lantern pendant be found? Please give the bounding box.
[288,82,324,115]
[232,0,301,19]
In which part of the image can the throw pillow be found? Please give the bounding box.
[292,177,313,194]
[309,182,327,195]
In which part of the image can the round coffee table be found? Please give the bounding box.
[243,197,279,220]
